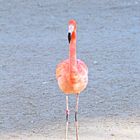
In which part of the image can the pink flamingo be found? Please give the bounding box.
[56,19,88,140]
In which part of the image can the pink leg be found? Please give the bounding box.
[65,96,69,140]
[75,94,79,140]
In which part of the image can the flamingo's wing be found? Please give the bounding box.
[56,59,69,79]
[77,59,88,75]
[69,59,88,85]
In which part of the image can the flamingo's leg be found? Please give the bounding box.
[66,96,69,122]
[65,95,69,140]
[75,93,79,140]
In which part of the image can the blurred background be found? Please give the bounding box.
[0,0,140,139]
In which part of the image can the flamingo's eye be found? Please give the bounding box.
[68,25,74,33]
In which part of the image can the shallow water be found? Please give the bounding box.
[0,0,140,139]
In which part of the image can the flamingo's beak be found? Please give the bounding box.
[68,32,71,43]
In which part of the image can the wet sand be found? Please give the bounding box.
[0,0,140,139]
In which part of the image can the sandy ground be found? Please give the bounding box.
[0,0,140,139]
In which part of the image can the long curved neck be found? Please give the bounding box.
[69,31,77,72]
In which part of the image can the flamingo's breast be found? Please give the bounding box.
[56,59,88,94]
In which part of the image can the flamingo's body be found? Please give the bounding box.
[56,20,88,140]
[56,20,88,94]
[56,59,88,94]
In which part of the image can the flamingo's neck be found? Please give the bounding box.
[69,31,77,72]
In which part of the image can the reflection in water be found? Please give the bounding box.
[65,120,79,140]
[65,120,68,140]
[75,121,79,140]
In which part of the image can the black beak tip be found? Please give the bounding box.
[68,32,71,43]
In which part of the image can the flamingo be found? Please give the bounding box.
[56,19,88,140]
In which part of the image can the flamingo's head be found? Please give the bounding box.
[68,19,77,43]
